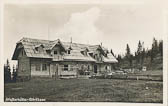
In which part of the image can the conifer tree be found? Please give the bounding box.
[136,40,142,63]
[125,44,133,67]
[159,40,163,56]
[126,44,131,56]
[4,59,11,83]
[137,40,142,55]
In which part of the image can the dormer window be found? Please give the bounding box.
[34,47,40,53]
[35,47,38,51]
[34,44,44,53]
[67,50,71,54]
[84,51,87,56]
[67,46,72,54]
[81,51,84,55]
[94,54,97,59]
[54,50,57,54]
[88,52,93,57]
[81,47,89,56]
[46,50,51,54]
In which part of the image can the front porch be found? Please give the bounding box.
[51,63,115,79]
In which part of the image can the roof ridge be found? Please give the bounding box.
[62,41,99,47]
[20,37,101,47]
[21,37,55,42]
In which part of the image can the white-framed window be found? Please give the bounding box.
[54,50,58,54]
[64,65,68,71]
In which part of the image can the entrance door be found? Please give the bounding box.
[94,65,97,73]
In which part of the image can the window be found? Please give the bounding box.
[67,50,71,54]
[36,64,41,71]
[88,65,90,70]
[35,47,39,53]
[105,66,108,70]
[64,65,68,71]
[42,64,47,71]
[82,51,87,56]
[85,52,87,56]
[105,66,110,70]
[89,53,93,57]
[54,50,57,54]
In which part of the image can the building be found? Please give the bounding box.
[12,37,118,80]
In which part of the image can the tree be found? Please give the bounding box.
[150,37,159,62]
[152,37,159,56]
[128,54,133,67]
[125,44,132,67]
[4,59,11,83]
[137,40,143,55]
[117,54,122,62]
[136,40,143,63]
[141,48,146,65]
[6,59,9,67]
[159,40,163,56]
[12,65,17,82]
[126,44,131,56]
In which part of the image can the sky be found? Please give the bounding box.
[3,3,164,65]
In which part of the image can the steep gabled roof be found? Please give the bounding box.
[103,54,118,63]
[12,37,118,63]
[63,50,96,62]
[12,37,52,60]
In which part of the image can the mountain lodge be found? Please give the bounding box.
[12,37,118,80]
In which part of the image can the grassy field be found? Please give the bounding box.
[4,78,163,103]
[134,70,163,75]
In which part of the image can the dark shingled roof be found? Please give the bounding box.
[12,37,118,63]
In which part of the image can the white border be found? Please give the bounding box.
[0,0,167,106]
[163,8,168,106]
[0,0,4,104]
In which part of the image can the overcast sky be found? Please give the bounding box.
[3,3,164,65]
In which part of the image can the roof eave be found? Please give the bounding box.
[12,43,23,60]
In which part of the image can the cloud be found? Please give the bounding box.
[54,7,103,44]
